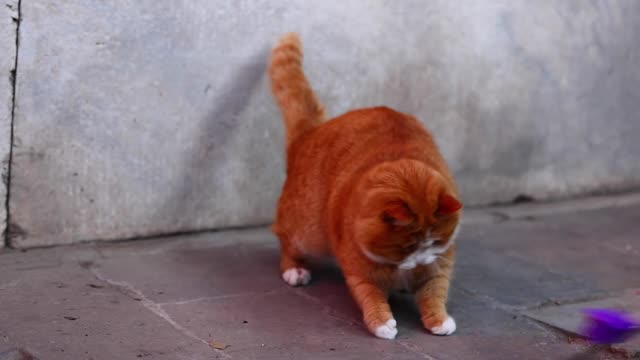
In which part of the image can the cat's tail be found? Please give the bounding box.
[269,33,326,146]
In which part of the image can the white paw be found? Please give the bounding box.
[282,268,311,286]
[374,319,398,340]
[429,315,456,336]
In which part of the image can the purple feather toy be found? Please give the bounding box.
[581,308,640,344]
[568,309,640,359]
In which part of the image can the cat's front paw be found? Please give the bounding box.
[373,318,398,340]
[282,267,311,286]
[427,315,456,336]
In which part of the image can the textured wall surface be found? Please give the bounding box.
[0,1,18,248]
[10,0,640,247]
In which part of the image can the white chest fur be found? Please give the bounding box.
[360,225,460,270]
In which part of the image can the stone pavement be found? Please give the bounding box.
[1,194,639,360]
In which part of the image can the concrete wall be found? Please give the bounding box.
[6,0,640,247]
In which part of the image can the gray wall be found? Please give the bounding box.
[3,0,640,247]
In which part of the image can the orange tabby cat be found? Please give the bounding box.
[269,33,463,340]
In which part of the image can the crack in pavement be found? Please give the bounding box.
[89,267,232,359]
[156,288,289,307]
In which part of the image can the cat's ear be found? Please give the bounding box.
[436,193,463,215]
[382,201,415,226]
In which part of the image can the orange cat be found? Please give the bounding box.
[269,33,463,340]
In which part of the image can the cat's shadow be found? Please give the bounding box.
[305,260,424,332]
[389,292,424,331]
[153,45,271,232]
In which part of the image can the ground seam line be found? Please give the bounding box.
[90,268,232,359]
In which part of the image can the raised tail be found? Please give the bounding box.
[269,33,326,146]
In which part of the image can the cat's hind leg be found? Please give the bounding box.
[274,228,312,287]
[280,251,311,286]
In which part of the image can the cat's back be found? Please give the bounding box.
[309,106,428,144]
[275,106,450,254]
[288,106,442,173]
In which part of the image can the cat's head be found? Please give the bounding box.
[353,160,462,269]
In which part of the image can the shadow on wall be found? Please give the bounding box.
[153,46,271,232]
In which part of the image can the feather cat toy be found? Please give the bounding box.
[581,309,639,344]
[571,308,639,359]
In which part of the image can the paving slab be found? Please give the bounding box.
[297,270,592,360]
[454,239,606,308]
[1,202,639,359]
[461,204,640,293]
[94,241,285,304]
[162,291,421,360]
[0,262,219,360]
[300,274,587,360]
